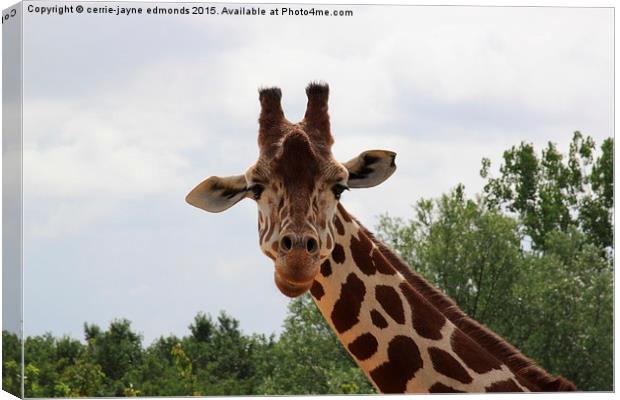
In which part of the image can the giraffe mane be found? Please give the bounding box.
[351,215,577,392]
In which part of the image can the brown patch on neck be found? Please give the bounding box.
[370,309,388,329]
[320,259,332,277]
[339,206,576,392]
[485,378,524,392]
[451,329,502,374]
[310,280,325,300]
[428,346,473,384]
[331,273,366,333]
[400,281,445,340]
[369,335,423,393]
[333,215,345,235]
[375,285,405,324]
[350,232,377,275]
[428,383,465,393]
[348,332,379,361]
[331,243,345,264]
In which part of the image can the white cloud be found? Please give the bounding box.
[29,200,117,238]
[212,254,264,282]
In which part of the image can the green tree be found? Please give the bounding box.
[59,358,105,397]
[171,343,198,395]
[258,295,375,394]
[135,311,273,396]
[190,312,266,395]
[134,335,185,396]
[512,228,613,391]
[23,333,59,397]
[2,360,21,398]
[2,330,21,397]
[83,319,143,395]
[189,312,215,343]
[24,363,43,397]
[480,132,613,253]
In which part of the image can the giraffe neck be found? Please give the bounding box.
[309,204,574,393]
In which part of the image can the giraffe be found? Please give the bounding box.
[186,83,576,393]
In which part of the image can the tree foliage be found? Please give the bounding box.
[257,295,375,395]
[480,131,613,253]
[2,330,21,397]
[4,305,372,397]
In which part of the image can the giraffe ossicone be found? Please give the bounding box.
[186,82,576,393]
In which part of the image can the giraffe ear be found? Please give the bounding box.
[343,150,397,188]
[186,175,248,213]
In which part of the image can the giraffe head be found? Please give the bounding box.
[187,83,396,297]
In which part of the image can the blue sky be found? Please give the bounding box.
[14,2,612,344]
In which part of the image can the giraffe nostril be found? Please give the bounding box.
[281,236,293,252]
[306,238,318,254]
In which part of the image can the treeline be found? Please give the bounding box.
[2,132,613,396]
[3,297,373,397]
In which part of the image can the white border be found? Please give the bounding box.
[0,1,616,399]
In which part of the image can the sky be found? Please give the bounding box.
[9,1,613,344]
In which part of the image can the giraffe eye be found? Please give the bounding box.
[332,183,349,200]
[250,184,264,200]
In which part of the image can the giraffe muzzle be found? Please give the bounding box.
[274,233,321,297]
[273,271,314,297]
